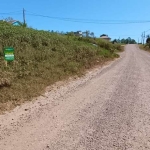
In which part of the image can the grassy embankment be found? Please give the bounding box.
[139,44,150,51]
[0,21,122,112]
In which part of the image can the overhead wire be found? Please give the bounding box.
[26,11,150,24]
[1,10,150,24]
[0,10,22,15]
[145,29,150,32]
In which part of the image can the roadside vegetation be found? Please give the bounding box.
[112,37,137,44]
[139,44,150,51]
[0,21,122,113]
[140,35,150,51]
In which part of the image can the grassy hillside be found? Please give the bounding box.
[0,21,122,112]
[139,44,150,51]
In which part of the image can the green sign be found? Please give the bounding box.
[4,47,14,61]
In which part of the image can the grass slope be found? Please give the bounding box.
[139,44,150,51]
[0,21,122,112]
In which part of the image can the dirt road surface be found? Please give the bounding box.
[1,44,150,150]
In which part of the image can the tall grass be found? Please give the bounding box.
[0,21,122,112]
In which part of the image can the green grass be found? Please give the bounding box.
[0,21,122,113]
[139,44,150,51]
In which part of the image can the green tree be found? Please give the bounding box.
[4,17,14,22]
[112,39,118,44]
[85,30,90,37]
[146,35,150,43]
[146,35,150,48]
[90,32,95,38]
[120,37,136,44]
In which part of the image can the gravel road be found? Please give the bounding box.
[1,44,150,150]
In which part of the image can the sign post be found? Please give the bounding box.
[3,47,14,66]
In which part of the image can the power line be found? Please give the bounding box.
[0,10,22,15]
[145,29,150,32]
[1,10,150,24]
[27,14,150,24]
[26,11,150,23]
[26,11,150,24]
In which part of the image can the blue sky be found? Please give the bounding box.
[1,0,150,41]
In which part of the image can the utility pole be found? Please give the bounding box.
[141,32,144,45]
[23,8,26,25]
[143,31,145,45]
[141,31,146,45]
